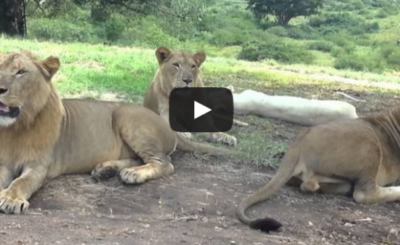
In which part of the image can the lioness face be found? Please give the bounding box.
[155,46,206,93]
[0,52,59,127]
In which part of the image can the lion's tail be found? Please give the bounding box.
[176,133,234,155]
[236,145,300,233]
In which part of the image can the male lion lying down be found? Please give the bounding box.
[0,52,230,214]
[237,106,400,232]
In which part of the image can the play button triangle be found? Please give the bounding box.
[194,101,212,119]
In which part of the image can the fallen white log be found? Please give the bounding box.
[233,90,359,126]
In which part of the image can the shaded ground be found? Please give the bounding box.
[1,80,400,245]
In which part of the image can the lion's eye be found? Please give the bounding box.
[173,63,180,68]
[191,65,197,69]
[16,69,27,76]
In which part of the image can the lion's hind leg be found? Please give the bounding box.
[114,106,176,184]
[353,184,400,203]
[118,136,174,184]
[300,177,320,193]
[300,174,352,195]
[91,159,142,181]
[319,181,353,196]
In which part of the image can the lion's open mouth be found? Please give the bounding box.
[0,101,20,118]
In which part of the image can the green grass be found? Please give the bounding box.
[1,38,157,95]
[2,36,399,96]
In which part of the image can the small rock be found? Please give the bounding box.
[214,226,223,232]
[216,211,223,216]
[230,241,236,244]
[388,228,398,239]
[344,223,354,227]
[201,217,209,223]
[125,230,136,235]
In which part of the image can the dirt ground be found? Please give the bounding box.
[1,79,400,245]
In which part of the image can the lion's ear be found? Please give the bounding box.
[194,51,206,66]
[40,56,60,80]
[155,47,172,64]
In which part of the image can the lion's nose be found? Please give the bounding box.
[0,87,8,95]
[183,78,192,84]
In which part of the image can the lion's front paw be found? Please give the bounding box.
[210,133,237,146]
[91,165,118,181]
[0,190,29,214]
[120,165,156,184]
[179,132,192,139]
[120,162,173,184]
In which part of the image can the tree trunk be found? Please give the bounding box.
[275,12,292,26]
[276,16,290,26]
[0,0,26,36]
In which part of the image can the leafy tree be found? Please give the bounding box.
[247,0,323,26]
[0,0,26,36]
[72,0,169,18]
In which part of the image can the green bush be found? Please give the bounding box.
[28,18,98,43]
[353,35,373,46]
[325,33,356,52]
[387,51,400,69]
[238,40,314,64]
[357,8,370,16]
[196,4,258,46]
[309,13,379,35]
[267,25,319,40]
[210,28,249,46]
[334,52,385,72]
[330,46,346,58]
[379,45,400,69]
[104,15,125,41]
[375,9,389,18]
[376,7,399,18]
[308,41,334,52]
[286,26,317,39]
[266,26,288,37]
[119,17,180,48]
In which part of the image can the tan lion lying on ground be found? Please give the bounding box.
[143,46,238,146]
[0,51,230,214]
[237,106,400,232]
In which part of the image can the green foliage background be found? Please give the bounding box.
[16,0,400,72]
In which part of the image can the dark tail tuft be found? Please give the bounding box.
[249,218,282,233]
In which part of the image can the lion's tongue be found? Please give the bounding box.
[0,104,10,113]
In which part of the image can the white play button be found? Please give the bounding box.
[194,101,212,119]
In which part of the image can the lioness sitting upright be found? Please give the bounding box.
[143,46,237,146]
[0,52,229,214]
[237,106,400,233]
